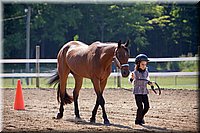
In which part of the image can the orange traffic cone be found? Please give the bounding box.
[14,79,25,110]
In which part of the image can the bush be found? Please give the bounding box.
[178,54,198,72]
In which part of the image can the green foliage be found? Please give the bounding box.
[73,34,79,41]
[167,62,180,71]
[178,61,198,72]
[147,15,171,27]
[3,3,199,59]
[4,32,25,58]
[177,54,198,72]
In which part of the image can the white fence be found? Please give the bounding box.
[0,57,198,78]
[0,57,197,64]
[0,72,198,78]
[0,57,198,88]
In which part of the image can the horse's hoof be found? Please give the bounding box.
[56,113,63,119]
[75,117,85,123]
[90,118,96,123]
[104,120,110,126]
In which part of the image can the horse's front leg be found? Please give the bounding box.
[90,78,110,125]
[90,97,99,123]
[99,94,110,125]
[99,79,110,125]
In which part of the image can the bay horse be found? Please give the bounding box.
[48,40,130,125]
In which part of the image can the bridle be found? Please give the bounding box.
[113,48,129,69]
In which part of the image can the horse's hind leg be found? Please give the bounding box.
[73,74,83,121]
[56,65,70,119]
[57,83,64,119]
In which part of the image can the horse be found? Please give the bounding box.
[48,40,130,125]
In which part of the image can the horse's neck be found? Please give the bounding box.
[100,44,117,66]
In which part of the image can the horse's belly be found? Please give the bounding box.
[71,65,91,78]
[100,67,112,80]
[66,54,91,78]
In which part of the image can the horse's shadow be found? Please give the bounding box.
[65,118,133,130]
[140,124,168,131]
[65,118,170,132]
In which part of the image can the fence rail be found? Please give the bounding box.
[0,57,198,78]
[0,57,198,64]
[0,49,198,88]
[0,72,198,78]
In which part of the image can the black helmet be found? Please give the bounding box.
[135,54,149,64]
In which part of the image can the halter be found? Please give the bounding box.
[113,48,129,69]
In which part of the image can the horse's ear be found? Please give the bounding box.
[125,40,129,47]
[118,40,122,48]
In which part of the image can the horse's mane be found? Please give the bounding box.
[92,41,117,47]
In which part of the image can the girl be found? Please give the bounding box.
[129,54,153,125]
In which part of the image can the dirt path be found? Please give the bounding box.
[2,88,199,132]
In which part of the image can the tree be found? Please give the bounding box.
[3,3,199,59]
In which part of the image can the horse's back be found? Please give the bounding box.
[62,41,88,49]
[57,40,116,78]
[58,41,88,57]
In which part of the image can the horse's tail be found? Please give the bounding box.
[48,70,73,104]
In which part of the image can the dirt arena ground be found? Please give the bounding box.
[2,88,199,132]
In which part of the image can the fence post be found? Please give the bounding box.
[36,46,40,88]
[198,46,200,90]
[30,68,33,85]
[20,69,23,84]
[114,69,116,87]
[12,69,14,85]
[117,68,121,88]
[174,75,177,86]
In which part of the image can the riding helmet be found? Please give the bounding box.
[135,54,149,64]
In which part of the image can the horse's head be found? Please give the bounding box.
[114,40,130,77]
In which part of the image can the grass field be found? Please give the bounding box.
[1,76,198,90]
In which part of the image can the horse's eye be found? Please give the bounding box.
[125,52,127,56]
[117,53,121,58]
[117,52,121,58]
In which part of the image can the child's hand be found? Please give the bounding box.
[131,72,134,79]
[129,72,134,83]
[148,81,153,86]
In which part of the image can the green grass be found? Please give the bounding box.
[1,76,198,90]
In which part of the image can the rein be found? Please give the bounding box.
[113,48,129,69]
